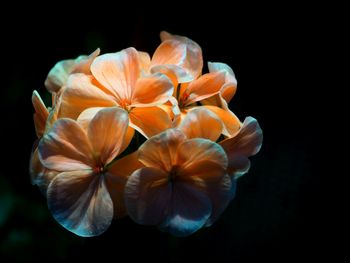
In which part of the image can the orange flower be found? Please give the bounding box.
[202,62,237,107]
[219,117,263,179]
[148,31,203,83]
[60,48,173,138]
[124,129,233,236]
[179,108,263,180]
[38,107,141,236]
[146,32,241,137]
[45,48,100,93]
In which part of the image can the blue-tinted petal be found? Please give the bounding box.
[161,182,212,237]
[47,171,113,237]
[124,167,171,225]
[205,175,236,226]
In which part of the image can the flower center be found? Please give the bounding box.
[119,98,131,111]
[168,165,181,182]
[178,92,189,108]
[94,165,105,175]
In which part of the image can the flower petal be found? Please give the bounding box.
[129,106,172,138]
[91,48,140,101]
[45,48,100,92]
[183,72,226,106]
[130,73,173,107]
[77,107,106,130]
[179,107,223,141]
[32,90,49,138]
[152,31,203,81]
[138,51,151,73]
[219,117,263,178]
[39,118,94,171]
[124,167,170,225]
[176,138,228,171]
[87,107,129,165]
[59,74,117,119]
[30,147,59,193]
[161,182,211,237]
[47,171,113,237]
[208,62,237,103]
[106,151,145,218]
[138,129,186,172]
[203,105,241,137]
[205,174,235,226]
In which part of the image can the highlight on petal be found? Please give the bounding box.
[182,71,226,106]
[137,129,186,172]
[155,31,203,81]
[208,62,237,103]
[59,74,117,119]
[88,107,129,165]
[91,48,140,101]
[129,106,172,138]
[47,171,113,237]
[160,182,212,237]
[219,117,263,178]
[138,51,151,73]
[176,138,228,171]
[39,118,94,171]
[32,90,49,138]
[77,107,105,130]
[179,107,223,141]
[45,48,100,92]
[124,167,170,225]
[203,105,241,137]
[130,73,173,107]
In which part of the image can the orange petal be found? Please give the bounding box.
[47,170,113,237]
[179,107,223,141]
[32,90,49,138]
[153,31,203,81]
[59,74,117,119]
[176,138,228,172]
[129,106,172,138]
[130,73,173,107]
[71,48,100,74]
[45,48,100,93]
[39,118,94,171]
[219,117,263,178]
[138,129,186,172]
[87,107,129,165]
[91,48,140,102]
[208,62,237,103]
[138,51,151,73]
[77,107,106,130]
[183,72,226,106]
[203,105,241,137]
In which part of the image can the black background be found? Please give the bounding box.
[1,4,326,262]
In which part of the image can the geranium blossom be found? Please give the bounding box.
[179,108,263,180]
[30,31,263,238]
[38,107,140,236]
[124,129,233,236]
[59,48,173,138]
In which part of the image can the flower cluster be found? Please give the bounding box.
[30,32,263,237]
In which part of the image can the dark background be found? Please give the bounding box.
[1,5,326,262]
